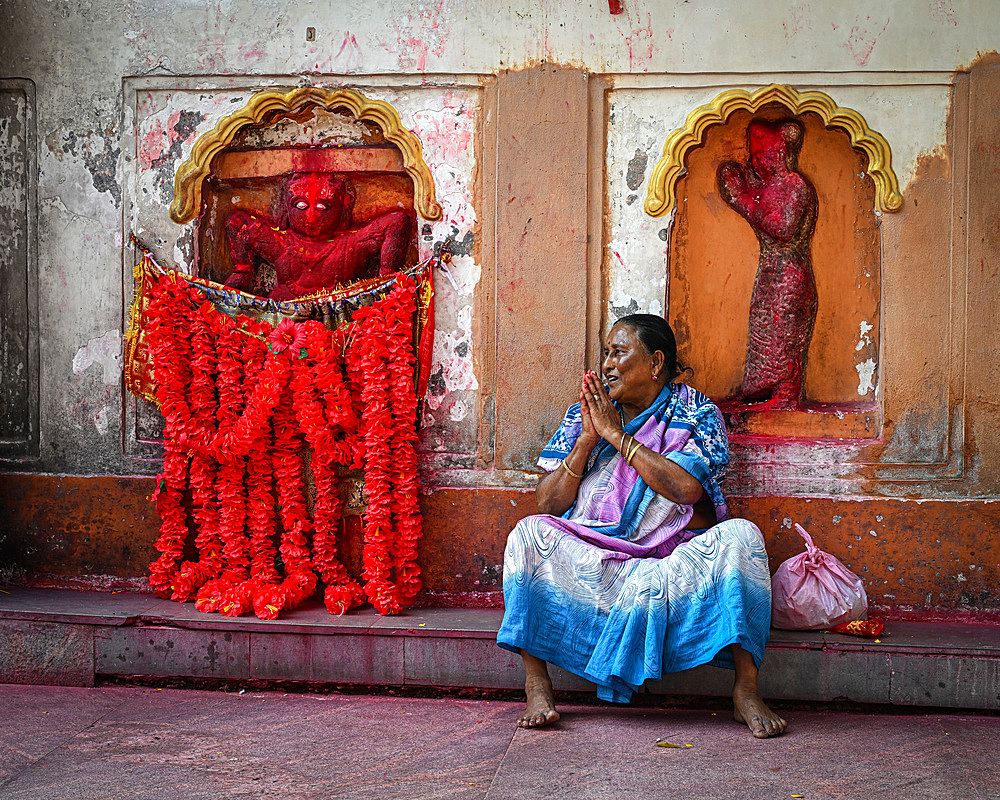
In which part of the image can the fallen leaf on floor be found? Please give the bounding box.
[656,742,684,748]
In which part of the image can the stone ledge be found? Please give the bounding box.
[1,588,997,710]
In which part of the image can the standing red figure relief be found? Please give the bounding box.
[718,119,818,409]
[224,171,414,300]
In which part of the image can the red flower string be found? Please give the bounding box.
[384,276,424,604]
[174,301,224,600]
[348,304,402,615]
[146,271,426,617]
[290,323,365,614]
[146,278,195,598]
[269,387,318,616]
[211,322,252,616]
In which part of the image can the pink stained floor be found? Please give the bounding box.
[0,684,998,800]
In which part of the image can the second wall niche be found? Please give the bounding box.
[646,85,901,440]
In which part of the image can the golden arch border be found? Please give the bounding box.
[169,86,443,224]
[644,84,903,217]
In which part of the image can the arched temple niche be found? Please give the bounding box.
[648,87,901,439]
[169,87,442,292]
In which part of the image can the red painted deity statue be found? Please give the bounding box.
[224,172,414,300]
[718,119,818,409]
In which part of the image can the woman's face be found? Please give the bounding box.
[602,324,660,406]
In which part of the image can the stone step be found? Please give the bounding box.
[1,588,997,710]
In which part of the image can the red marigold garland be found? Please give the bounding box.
[149,441,189,599]
[291,323,366,615]
[237,321,289,620]
[208,321,252,616]
[145,279,195,598]
[348,303,402,615]
[383,275,424,604]
[146,268,426,618]
[269,390,318,615]
[239,323,281,588]
[172,301,224,601]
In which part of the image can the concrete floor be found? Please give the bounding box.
[1,684,998,800]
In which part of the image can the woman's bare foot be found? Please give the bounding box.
[731,643,786,739]
[518,651,560,728]
[519,675,560,728]
[732,682,786,738]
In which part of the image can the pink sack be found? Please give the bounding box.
[771,523,868,630]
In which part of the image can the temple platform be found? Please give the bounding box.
[1,588,997,711]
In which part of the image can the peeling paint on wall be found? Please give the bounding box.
[855,358,876,396]
[856,320,874,351]
[72,330,122,386]
[46,124,122,207]
[386,0,451,73]
[426,304,479,415]
[93,405,111,436]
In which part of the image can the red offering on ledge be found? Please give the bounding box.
[828,618,885,638]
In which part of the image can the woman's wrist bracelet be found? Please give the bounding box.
[625,438,643,466]
[619,431,627,453]
[561,459,584,479]
[623,434,633,457]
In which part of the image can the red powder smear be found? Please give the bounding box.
[609,0,624,14]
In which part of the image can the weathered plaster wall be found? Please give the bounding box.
[2,1,1000,611]
[3,0,998,475]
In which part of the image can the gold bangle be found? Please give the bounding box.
[625,438,643,466]
[621,434,633,457]
[561,459,583,479]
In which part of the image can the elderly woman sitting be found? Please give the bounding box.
[497,314,786,738]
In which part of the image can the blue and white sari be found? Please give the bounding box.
[497,383,772,702]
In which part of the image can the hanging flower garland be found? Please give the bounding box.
[195,320,252,614]
[144,268,427,618]
[347,303,402,615]
[290,322,366,615]
[383,275,423,603]
[145,279,195,599]
[173,300,224,601]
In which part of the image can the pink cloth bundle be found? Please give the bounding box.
[771,523,868,630]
